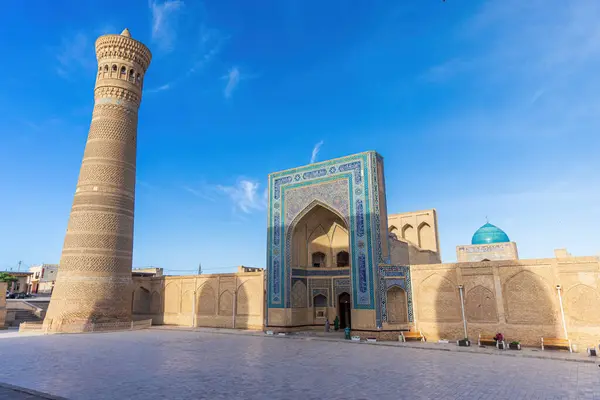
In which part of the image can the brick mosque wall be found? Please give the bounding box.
[132,272,265,330]
[132,256,600,348]
[410,256,600,347]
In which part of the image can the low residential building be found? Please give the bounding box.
[132,267,163,277]
[27,264,59,295]
[2,271,32,294]
[237,266,263,273]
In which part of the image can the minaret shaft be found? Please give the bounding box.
[44,30,151,331]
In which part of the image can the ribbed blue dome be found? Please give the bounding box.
[471,222,510,245]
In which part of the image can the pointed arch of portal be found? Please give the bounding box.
[286,199,349,236]
[287,199,351,270]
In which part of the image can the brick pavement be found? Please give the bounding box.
[0,330,599,400]
[153,325,599,364]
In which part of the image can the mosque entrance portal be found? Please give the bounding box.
[338,292,351,329]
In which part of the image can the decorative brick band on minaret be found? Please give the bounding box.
[44,29,151,331]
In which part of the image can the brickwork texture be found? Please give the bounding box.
[43,29,151,332]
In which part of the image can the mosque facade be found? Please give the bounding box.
[133,151,600,346]
[264,151,444,335]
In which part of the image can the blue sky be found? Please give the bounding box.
[1,0,599,274]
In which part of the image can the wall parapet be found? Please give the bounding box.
[412,256,600,270]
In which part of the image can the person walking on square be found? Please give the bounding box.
[333,316,339,331]
[325,318,330,332]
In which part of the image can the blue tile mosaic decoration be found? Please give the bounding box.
[291,269,350,277]
[291,277,307,285]
[311,289,329,307]
[267,152,388,311]
[334,278,351,304]
[377,265,414,327]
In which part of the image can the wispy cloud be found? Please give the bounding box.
[183,178,267,213]
[137,180,157,190]
[183,184,217,202]
[55,32,95,78]
[52,26,117,79]
[421,58,472,82]
[216,178,266,214]
[310,140,324,163]
[188,26,228,75]
[146,83,172,93]
[22,118,63,132]
[223,67,241,99]
[529,89,545,105]
[147,25,228,94]
[150,0,185,52]
[420,0,600,140]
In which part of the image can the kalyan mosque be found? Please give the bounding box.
[22,29,598,348]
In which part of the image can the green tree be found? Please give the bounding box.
[0,272,17,283]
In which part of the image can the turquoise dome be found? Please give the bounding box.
[471,222,510,245]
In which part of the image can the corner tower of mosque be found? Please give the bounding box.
[43,29,151,332]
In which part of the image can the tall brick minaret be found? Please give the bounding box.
[44,29,151,332]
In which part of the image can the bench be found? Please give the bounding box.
[478,333,506,349]
[478,333,496,346]
[399,330,425,342]
[541,337,572,353]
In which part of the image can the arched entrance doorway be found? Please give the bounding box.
[291,203,349,271]
[314,294,328,319]
[338,292,351,329]
[289,202,351,326]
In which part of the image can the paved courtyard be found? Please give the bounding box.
[0,329,599,400]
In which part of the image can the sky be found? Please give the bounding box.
[1,0,599,274]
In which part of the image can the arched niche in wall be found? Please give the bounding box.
[150,291,162,314]
[386,286,408,323]
[291,202,349,269]
[197,283,216,316]
[164,282,180,314]
[336,251,349,267]
[313,294,327,319]
[418,273,461,322]
[465,285,498,322]
[236,280,259,316]
[133,287,150,314]
[181,290,194,314]
[503,270,556,325]
[564,284,600,323]
[417,222,434,250]
[291,280,308,308]
[218,290,233,316]
[402,224,417,245]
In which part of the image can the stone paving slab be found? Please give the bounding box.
[152,325,599,364]
[1,329,599,399]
